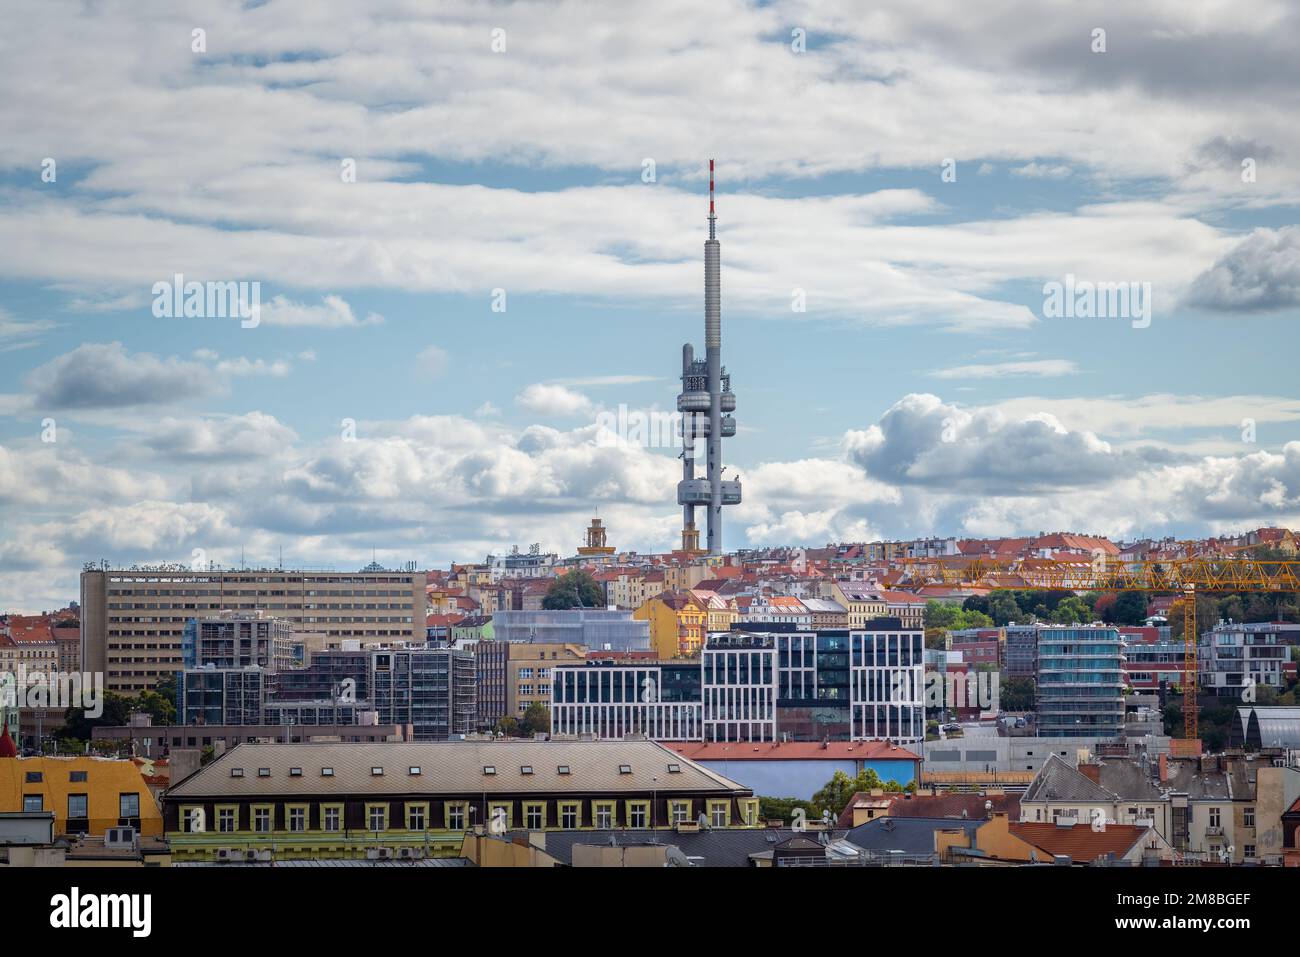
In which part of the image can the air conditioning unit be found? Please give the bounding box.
[243,849,260,863]
[215,848,238,862]
[366,847,393,860]
[397,847,423,860]
[255,849,272,862]
[104,826,137,849]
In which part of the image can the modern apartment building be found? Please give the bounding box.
[181,611,299,671]
[1035,625,1126,738]
[178,646,475,741]
[80,567,426,693]
[507,642,586,721]
[1199,621,1298,699]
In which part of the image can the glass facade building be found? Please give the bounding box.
[1036,626,1126,738]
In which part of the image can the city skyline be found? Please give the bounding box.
[3,2,1300,613]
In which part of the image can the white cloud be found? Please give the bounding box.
[259,294,384,328]
[930,359,1078,379]
[514,383,595,417]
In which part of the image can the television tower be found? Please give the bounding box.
[677,159,740,555]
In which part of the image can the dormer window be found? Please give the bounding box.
[520,765,534,775]
[557,765,571,775]
[321,767,334,777]
[370,767,384,776]
[257,768,270,778]
[409,767,422,776]
[483,765,497,775]
[230,768,244,778]
[619,764,632,774]
[667,764,681,773]
[289,767,303,777]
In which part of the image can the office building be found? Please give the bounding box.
[491,609,650,652]
[80,566,426,693]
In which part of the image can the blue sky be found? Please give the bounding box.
[2,0,1299,611]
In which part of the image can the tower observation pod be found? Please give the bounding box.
[677,159,740,555]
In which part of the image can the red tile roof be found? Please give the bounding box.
[1008,822,1155,862]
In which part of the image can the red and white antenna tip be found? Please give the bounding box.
[708,159,715,215]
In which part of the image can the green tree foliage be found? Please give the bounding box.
[542,570,605,610]
[1000,677,1036,711]
[924,600,994,631]
[518,701,551,736]
[1051,596,1092,624]
[494,716,520,737]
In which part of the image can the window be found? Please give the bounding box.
[408,767,422,776]
[483,765,496,775]
[69,771,87,783]
[289,767,303,777]
[1244,844,1256,859]
[557,765,571,775]
[560,802,579,829]
[367,804,387,831]
[230,768,244,778]
[524,803,544,829]
[67,794,88,819]
[619,764,632,775]
[594,802,614,829]
[627,801,649,828]
[446,803,467,830]
[25,771,43,783]
[709,801,729,827]
[370,767,384,777]
[407,803,427,830]
[1244,807,1256,828]
[741,799,760,826]
[287,806,307,832]
[217,807,237,832]
[667,763,681,774]
[322,805,342,832]
[119,793,141,819]
[1209,808,1221,828]
[252,806,272,832]
[670,800,690,825]
[257,768,270,778]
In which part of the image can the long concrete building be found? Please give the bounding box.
[80,567,426,693]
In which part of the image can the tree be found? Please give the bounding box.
[542,570,605,610]
[987,593,1026,626]
[1051,596,1092,624]
[518,702,551,736]
[1000,677,1036,711]
[58,691,134,742]
[1106,591,1148,626]
[924,600,993,631]
[494,716,520,738]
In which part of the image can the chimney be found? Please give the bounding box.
[1078,762,1101,785]
[1158,752,1168,784]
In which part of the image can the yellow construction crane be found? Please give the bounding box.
[899,554,1300,741]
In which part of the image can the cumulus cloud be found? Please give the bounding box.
[22,342,293,411]
[143,412,298,461]
[514,383,595,417]
[1186,227,1300,312]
